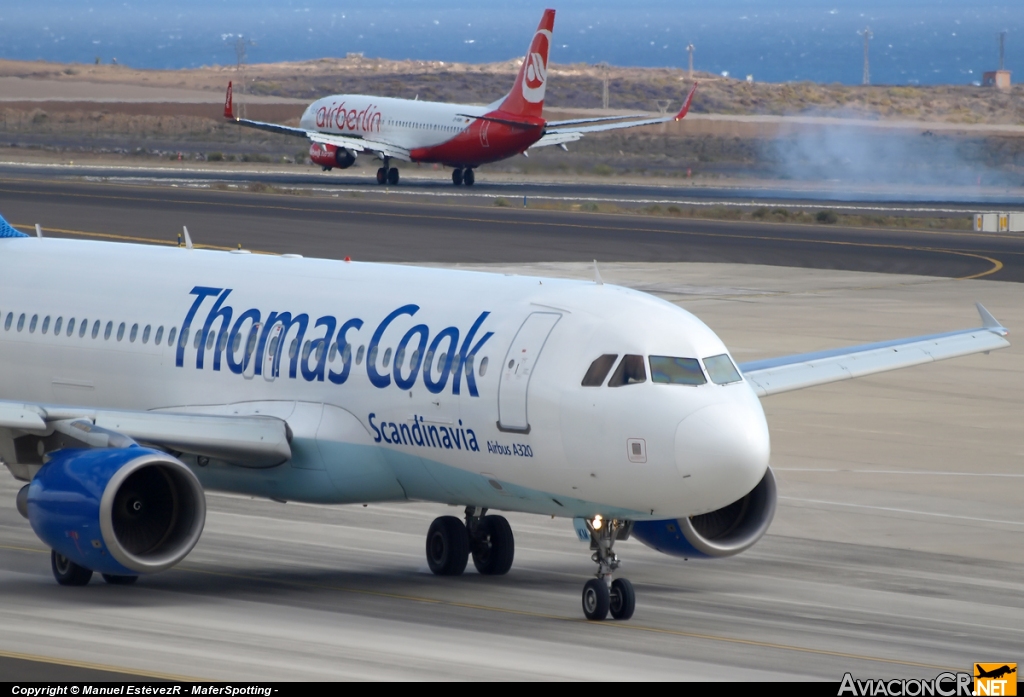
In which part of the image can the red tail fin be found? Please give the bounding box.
[497,9,555,118]
[224,82,234,119]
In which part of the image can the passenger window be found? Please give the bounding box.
[55,317,64,335]
[68,318,76,336]
[301,341,312,361]
[17,313,25,332]
[92,320,100,339]
[155,326,164,345]
[4,313,11,330]
[104,321,113,340]
[142,325,151,344]
[41,316,50,334]
[245,329,258,357]
[172,327,182,348]
[581,354,618,386]
[607,355,646,387]
[207,332,215,351]
[356,345,365,365]
[703,354,743,385]
[129,323,138,342]
[231,332,241,354]
[29,314,38,333]
[329,342,338,362]
[478,356,488,377]
[193,331,202,349]
[116,322,125,341]
[650,356,707,386]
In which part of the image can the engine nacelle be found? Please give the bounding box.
[309,142,356,170]
[27,447,206,575]
[632,466,777,559]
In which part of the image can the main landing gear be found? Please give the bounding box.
[426,507,514,576]
[581,517,636,621]
[50,550,138,586]
[451,168,475,186]
[376,157,400,186]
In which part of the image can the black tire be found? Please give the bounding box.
[376,167,386,184]
[51,550,93,586]
[464,169,475,186]
[388,168,400,185]
[582,578,610,621]
[452,168,464,186]
[472,515,515,575]
[102,574,139,585]
[426,516,469,576]
[610,578,635,620]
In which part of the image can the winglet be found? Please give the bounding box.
[0,212,29,238]
[673,82,698,121]
[182,226,194,250]
[976,302,1007,336]
[593,260,604,285]
[224,81,234,120]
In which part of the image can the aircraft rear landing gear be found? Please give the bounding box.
[452,168,464,186]
[581,517,635,621]
[51,550,93,586]
[425,507,516,576]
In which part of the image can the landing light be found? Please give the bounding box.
[592,514,603,531]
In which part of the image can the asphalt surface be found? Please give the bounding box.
[0,177,1022,281]
[1,262,1021,681]
[2,161,1023,211]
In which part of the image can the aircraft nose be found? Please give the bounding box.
[675,398,770,505]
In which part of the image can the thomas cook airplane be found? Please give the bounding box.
[0,214,1009,620]
[223,9,697,187]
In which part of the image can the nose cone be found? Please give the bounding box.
[675,397,770,511]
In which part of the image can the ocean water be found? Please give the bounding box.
[1,1,1021,86]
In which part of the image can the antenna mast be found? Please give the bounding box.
[859,27,873,85]
[999,30,1007,71]
[687,44,695,79]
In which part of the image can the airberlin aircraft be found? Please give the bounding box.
[0,214,1010,620]
[223,9,697,186]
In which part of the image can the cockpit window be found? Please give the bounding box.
[607,354,647,387]
[650,356,707,386]
[581,354,618,386]
[703,354,743,385]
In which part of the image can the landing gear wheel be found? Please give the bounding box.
[51,550,93,586]
[102,574,139,585]
[471,515,514,575]
[387,167,400,185]
[376,167,386,185]
[582,578,610,621]
[452,168,464,186]
[610,578,635,620]
[426,516,469,576]
[463,169,475,186]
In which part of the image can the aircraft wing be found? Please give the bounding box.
[531,83,697,149]
[307,132,412,163]
[739,304,1010,398]
[0,402,291,468]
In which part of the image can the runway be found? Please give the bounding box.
[0,177,1022,281]
[1,262,1021,681]
[2,161,1024,211]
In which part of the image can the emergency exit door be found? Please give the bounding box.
[497,312,561,433]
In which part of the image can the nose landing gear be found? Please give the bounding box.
[582,518,636,621]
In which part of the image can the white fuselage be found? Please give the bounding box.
[0,238,770,520]
[299,95,487,151]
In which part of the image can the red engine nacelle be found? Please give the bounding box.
[309,143,356,170]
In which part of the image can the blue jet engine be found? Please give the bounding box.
[25,447,206,580]
[632,467,777,559]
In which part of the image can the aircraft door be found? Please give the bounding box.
[497,312,561,433]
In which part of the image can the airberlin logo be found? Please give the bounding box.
[315,101,382,132]
[521,30,550,103]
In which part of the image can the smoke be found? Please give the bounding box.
[765,120,1022,199]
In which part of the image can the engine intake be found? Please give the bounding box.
[632,466,777,559]
[27,447,206,575]
[309,143,356,170]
